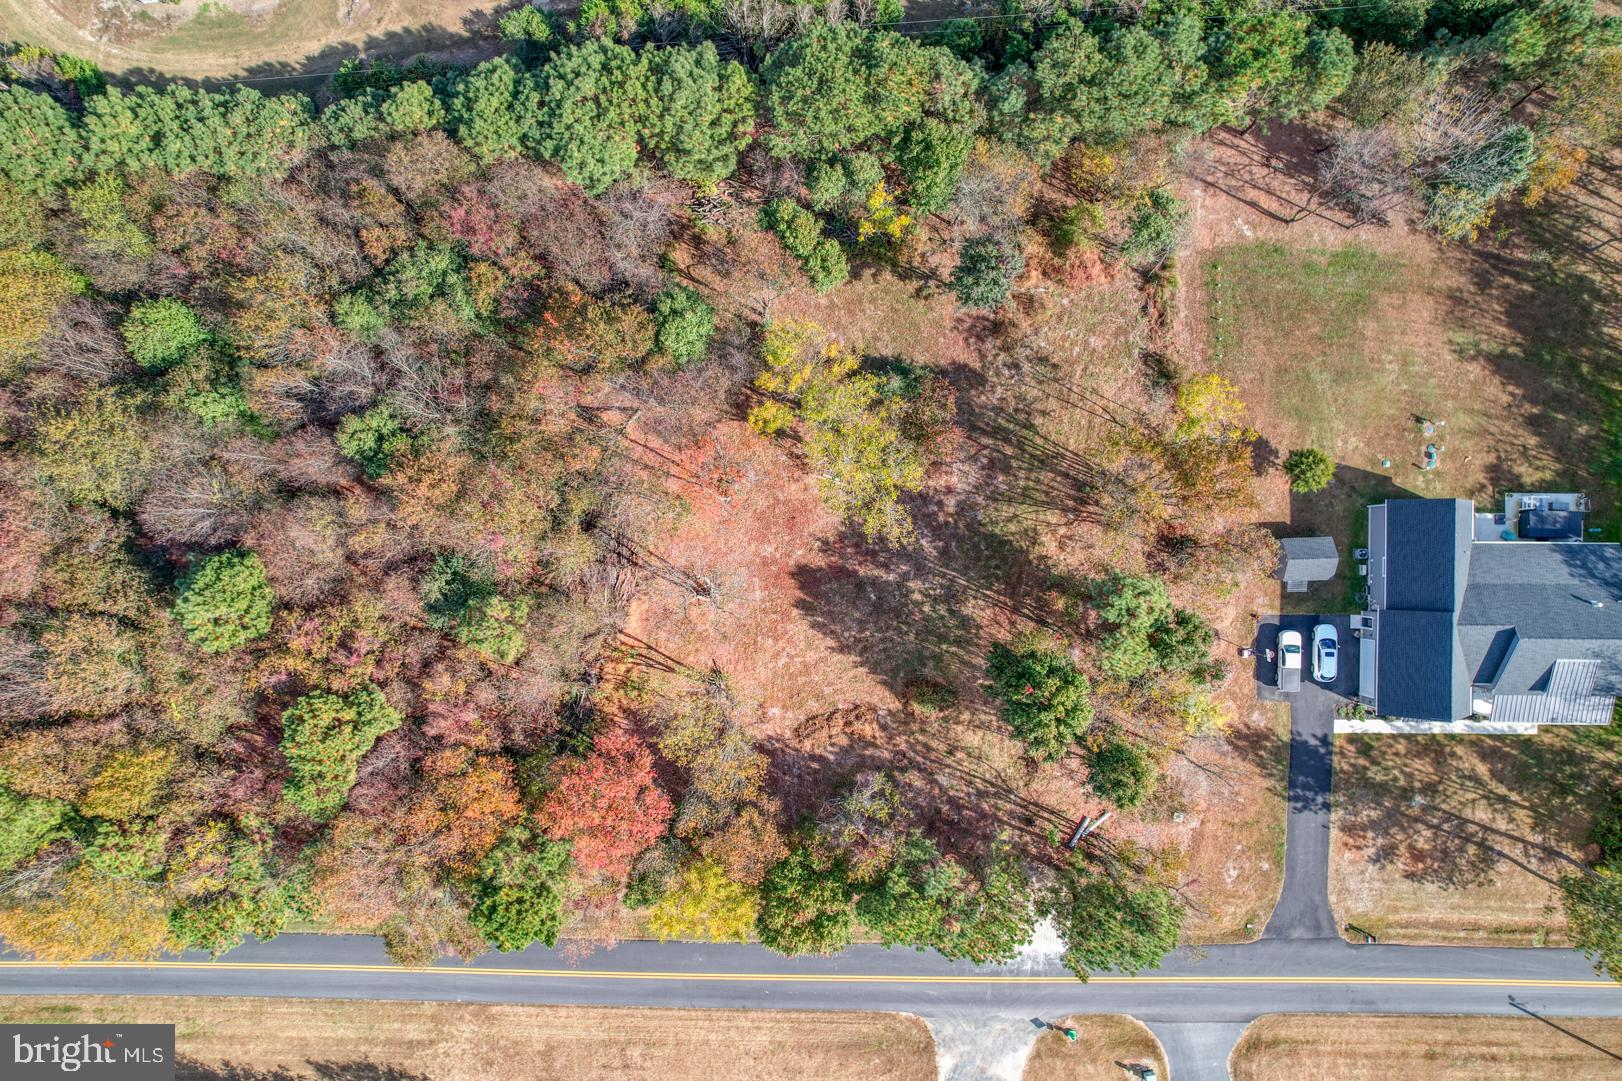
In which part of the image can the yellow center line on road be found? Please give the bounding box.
[0,961,1615,988]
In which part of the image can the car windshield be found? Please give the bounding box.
[1322,642,1335,654]
[1283,644,1301,654]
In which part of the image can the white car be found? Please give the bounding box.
[1313,623,1339,684]
[1277,629,1303,693]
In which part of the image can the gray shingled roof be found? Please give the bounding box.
[1460,542,1622,695]
[1378,609,1469,721]
[1276,536,1339,583]
[1384,499,1473,612]
[1371,497,1622,723]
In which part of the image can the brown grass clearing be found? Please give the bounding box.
[1230,1013,1622,1081]
[1329,724,1620,945]
[0,997,938,1081]
[0,0,504,82]
[621,206,1286,940]
[1021,1014,1166,1081]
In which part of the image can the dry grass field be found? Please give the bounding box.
[1231,1013,1622,1081]
[1329,723,1619,945]
[0,997,938,1081]
[1020,1014,1166,1081]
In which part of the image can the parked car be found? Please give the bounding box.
[1313,623,1339,683]
[1277,629,1303,692]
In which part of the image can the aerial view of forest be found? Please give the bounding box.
[0,0,1617,994]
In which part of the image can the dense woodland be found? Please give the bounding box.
[0,0,1618,978]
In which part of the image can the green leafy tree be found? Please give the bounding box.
[643,44,755,188]
[337,403,419,479]
[986,633,1095,762]
[0,786,68,873]
[446,56,537,164]
[0,86,82,194]
[1045,858,1182,980]
[381,80,446,134]
[467,825,573,951]
[122,298,210,371]
[950,235,1023,311]
[81,85,312,178]
[854,835,1034,962]
[68,173,154,257]
[32,387,152,509]
[279,685,403,821]
[756,844,854,956]
[1283,447,1335,492]
[174,550,273,654]
[653,285,716,366]
[1268,28,1356,120]
[454,595,530,664]
[530,42,647,194]
[1086,739,1158,809]
[1562,863,1622,981]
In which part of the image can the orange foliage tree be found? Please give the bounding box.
[539,729,672,880]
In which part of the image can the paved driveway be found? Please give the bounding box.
[1252,614,1355,943]
[1253,614,1360,703]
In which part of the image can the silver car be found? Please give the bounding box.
[1313,623,1339,683]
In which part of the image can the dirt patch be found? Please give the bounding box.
[0,997,938,1081]
[1329,725,1619,945]
[1021,1014,1166,1081]
[1231,1013,1622,1081]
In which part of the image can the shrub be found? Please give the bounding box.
[653,285,715,367]
[760,198,848,292]
[122,298,210,371]
[1086,738,1158,809]
[173,549,274,653]
[1119,188,1187,265]
[1283,447,1336,492]
[950,235,1023,310]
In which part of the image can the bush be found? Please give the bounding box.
[1086,738,1157,809]
[761,198,848,292]
[1119,188,1187,265]
[653,285,715,367]
[950,235,1023,310]
[122,298,210,371]
[1283,447,1335,492]
[173,549,274,653]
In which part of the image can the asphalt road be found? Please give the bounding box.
[1,934,1616,1018]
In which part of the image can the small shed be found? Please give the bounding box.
[1276,536,1340,593]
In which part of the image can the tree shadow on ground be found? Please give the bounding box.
[1329,725,1618,891]
[1444,151,1622,533]
[110,25,505,96]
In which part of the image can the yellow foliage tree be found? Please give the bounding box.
[0,248,88,377]
[647,858,759,942]
[0,864,173,962]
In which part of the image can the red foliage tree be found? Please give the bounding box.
[539,729,672,880]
